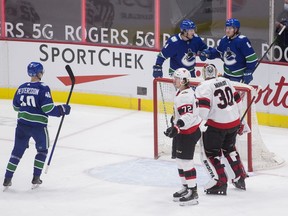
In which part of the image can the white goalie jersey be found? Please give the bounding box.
[195,77,242,129]
[173,87,202,133]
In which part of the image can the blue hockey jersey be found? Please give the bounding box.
[156,33,207,76]
[208,35,258,78]
[13,81,62,127]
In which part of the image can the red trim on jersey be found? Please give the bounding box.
[180,122,201,134]
[206,118,240,129]
[198,97,210,109]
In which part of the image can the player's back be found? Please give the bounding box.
[13,81,52,126]
[196,77,241,129]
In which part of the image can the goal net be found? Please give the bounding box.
[153,77,285,172]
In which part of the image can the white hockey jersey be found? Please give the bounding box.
[173,87,202,134]
[195,77,242,129]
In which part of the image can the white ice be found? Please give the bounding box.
[1,99,288,216]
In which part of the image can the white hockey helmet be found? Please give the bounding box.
[202,64,218,80]
[173,68,191,85]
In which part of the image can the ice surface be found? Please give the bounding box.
[0,99,288,216]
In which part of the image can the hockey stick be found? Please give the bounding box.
[159,82,169,128]
[254,25,286,72]
[45,65,75,174]
[239,26,286,120]
[240,96,256,122]
[240,86,261,122]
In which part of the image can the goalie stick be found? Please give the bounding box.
[45,65,75,174]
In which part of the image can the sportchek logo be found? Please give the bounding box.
[57,74,127,86]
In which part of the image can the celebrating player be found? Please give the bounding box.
[153,19,208,78]
[199,18,258,84]
[3,62,71,189]
[164,68,201,206]
[195,64,247,195]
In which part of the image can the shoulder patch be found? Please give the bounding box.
[238,35,247,39]
[41,82,47,87]
[171,36,178,42]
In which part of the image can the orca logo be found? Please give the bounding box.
[181,48,196,67]
[223,47,237,65]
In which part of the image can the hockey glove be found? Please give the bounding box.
[58,104,71,116]
[153,65,163,78]
[199,49,211,61]
[164,119,184,138]
[243,69,253,84]
[237,123,244,135]
[164,125,180,138]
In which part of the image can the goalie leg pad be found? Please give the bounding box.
[223,149,247,179]
[200,138,220,189]
[200,136,218,180]
[208,156,228,186]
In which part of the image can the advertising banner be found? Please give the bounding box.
[0,40,287,118]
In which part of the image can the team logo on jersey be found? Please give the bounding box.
[223,47,237,66]
[181,48,196,67]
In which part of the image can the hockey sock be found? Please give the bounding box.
[184,167,197,188]
[33,151,47,176]
[177,168,186,185]
[5,155,21,178]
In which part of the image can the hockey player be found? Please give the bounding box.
[195,64,247,195]
[153,19,208,78]
[153,19,207,159]
[164,68,201,206]
[199,18,258,84]
[3,62,71,189]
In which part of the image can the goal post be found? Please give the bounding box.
[153,77,284,172]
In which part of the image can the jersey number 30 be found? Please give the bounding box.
[214,86,234,109]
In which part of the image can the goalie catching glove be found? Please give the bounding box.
[164,119,184,138]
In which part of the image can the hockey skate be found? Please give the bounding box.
[173,185,188,202]
[232,176,246,190]
[179,186,199,206]
[3,178,12,191]
[31,176,42,189]
[205,183,227,195]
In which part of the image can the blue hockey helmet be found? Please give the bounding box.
[180,19,196,31]
[27,62,44,77]
[225,18,240,29]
